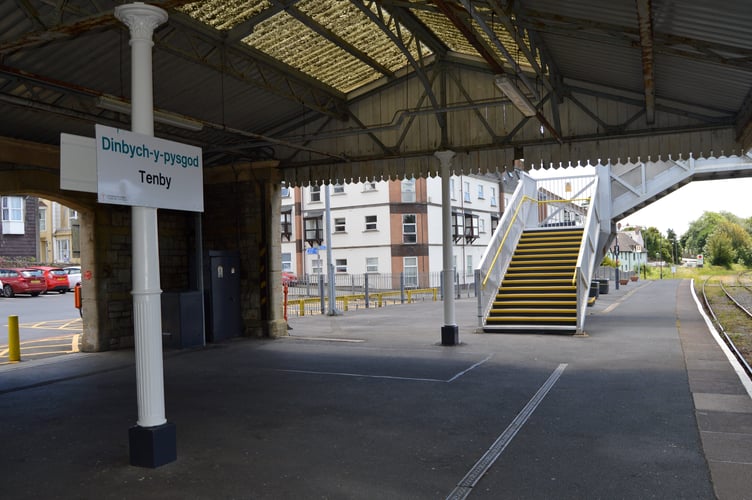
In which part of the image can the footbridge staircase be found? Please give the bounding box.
[477,151,752,334]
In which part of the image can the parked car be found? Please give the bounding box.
[32,266,70,294]
[281,271,298,286]
[63,266,82,290]
[0,268,47,297]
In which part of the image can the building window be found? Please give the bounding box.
[56,239,70,263]
[333,182,345,194]
[490,187,497,207]
[365,215,377,231]
[334,217,346,233]
[39,207,46,232]
[450,178,456,200]
[304,216,323,246]
[452,212,464,243]
[491,215,499,234]
[464,213,480,244]
[366,257,379,273]
[282,252,292,272]
[312,258,323,275]
[362,181,377,191]
[281,182,290,198]
[335,259,348,273]
[477,185,484,199]
[463,181,471,202]
[401,178,416,202]
[310,185,321,202]
[1,196,24,234]
[479,218,486,233]
[404,256,418,288]
[402,214,417,244]
[466,255,473,278]
[281,210,292,241]
[69,209,78,220]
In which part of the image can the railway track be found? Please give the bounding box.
[700,272,752,378]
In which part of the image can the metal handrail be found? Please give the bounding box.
[481,194,535,288]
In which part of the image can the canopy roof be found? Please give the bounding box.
[0,1,750,183]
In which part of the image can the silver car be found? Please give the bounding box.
[64,266,82,290]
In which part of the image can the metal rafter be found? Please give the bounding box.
[160,11,350,121]
[0,0,196,54]
[457,0,540,99]
[635,0,656,124]
[350,0,446,130]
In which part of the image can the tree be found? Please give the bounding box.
[705,230,736,267]
[681,212,726,256]
[666,228,680,263]
[643,227,671,261]
[715,220,752,266]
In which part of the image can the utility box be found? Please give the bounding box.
[161,290,204,348]
[204,250,242,342]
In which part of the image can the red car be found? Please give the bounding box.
[0,268,47,297]
[32,266,70,294]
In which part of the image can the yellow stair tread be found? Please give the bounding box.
[486,316,577,323]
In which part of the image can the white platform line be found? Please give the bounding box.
[276,354,493,384]
[446,363,568,500]
[276,368,445,383]
[447,354,493,382]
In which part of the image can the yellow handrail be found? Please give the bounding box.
[481,195,534,288]
[481,196,591,288]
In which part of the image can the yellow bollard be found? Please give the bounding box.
[8,315,20,362]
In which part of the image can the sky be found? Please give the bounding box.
[528,167,752,238]
[618,177,752,237]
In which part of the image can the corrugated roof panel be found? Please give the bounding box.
[652,0,752,50]
[179,0,271,31]
[298,0,422,77]
[241,10,382,93]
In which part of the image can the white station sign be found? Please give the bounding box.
[95,124,203,212]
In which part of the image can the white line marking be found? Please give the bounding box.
[447,354,493,382]
[276,354,493,384]
[446,363,568,500]
[277,368,444,383]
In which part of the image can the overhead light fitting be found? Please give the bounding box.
[494,75,537,118]
[96,95,204,132]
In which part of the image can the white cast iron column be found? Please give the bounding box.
[435,150,458,345]
[116,2,175,467]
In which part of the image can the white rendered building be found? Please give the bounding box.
[281,173,514,287]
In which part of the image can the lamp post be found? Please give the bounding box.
[613,243,620,290]
[657,252,663,279]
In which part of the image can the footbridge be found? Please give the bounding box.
[477,150,752,334]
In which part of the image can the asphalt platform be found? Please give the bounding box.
[1,278,751,499]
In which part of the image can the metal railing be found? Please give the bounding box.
[283,271,475,318]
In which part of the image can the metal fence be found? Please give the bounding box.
[283,271,477,318]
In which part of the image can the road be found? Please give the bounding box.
[0,291,81,364]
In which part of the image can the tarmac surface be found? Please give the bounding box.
[1,278,751,499]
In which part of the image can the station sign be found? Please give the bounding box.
[95,124,203,212]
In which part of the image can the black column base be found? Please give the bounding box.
[441,325,459,346]
[129,422,177,468]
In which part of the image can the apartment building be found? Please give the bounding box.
[38,199,80,265]
[281,174,513,287]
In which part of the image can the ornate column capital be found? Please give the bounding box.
[115,2,168,43]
